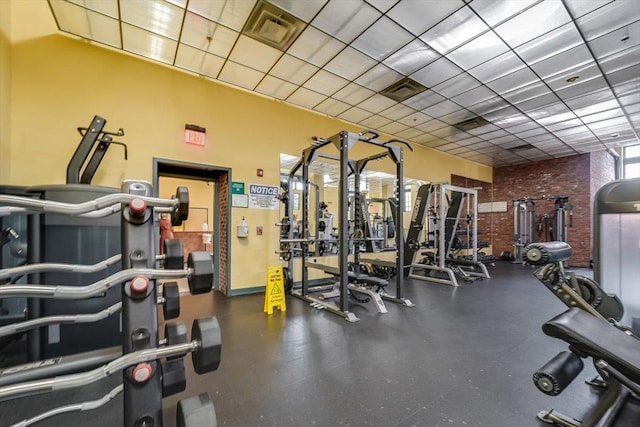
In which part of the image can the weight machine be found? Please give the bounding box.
[511,195,572,264]
[0,181,220,426]
[406,183,490,287]
[279,130,414,322]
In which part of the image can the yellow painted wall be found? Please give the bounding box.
[0,0,10,183]
[5,0,492,291]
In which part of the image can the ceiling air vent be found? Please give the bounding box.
[242,0,306,51]
[380,77,428,103]
[508,143,535,152]
[453,116,490,131]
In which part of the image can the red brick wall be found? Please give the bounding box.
[492,154,594,267]
[218,173,229,294]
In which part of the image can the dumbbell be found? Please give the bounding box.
[158,238,184,269]
[177,393,217,427]
[161,318,221,374]
[159,282,180,319]
[187,252,214,295]
[171,186,190,226]
[161,322,188,396]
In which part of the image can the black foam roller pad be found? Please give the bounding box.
[533,351,583,396]
[524,241,572,265]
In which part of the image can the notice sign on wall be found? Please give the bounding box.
[249,183,279,210]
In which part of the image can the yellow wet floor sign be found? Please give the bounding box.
[264,266,286,314]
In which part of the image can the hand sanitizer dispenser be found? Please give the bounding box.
[237,216,249,238]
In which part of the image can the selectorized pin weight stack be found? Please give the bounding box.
[0,181,222,426]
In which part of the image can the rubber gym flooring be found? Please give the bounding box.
[1,261,639,427]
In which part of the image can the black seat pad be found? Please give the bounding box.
[347,271,388,286]
[448,258,480,267]
[543,308,640,383]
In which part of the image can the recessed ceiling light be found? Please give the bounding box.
[610,133,620,138]
[566,76,580,83]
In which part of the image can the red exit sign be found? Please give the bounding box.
[185,124,206,146]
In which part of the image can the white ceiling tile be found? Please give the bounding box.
[420,6,489,54]
[502,82,548,104]
[121,0,184,40]
[398,111,434,127]
[287,87,327,109]
[575,0,640,41]
[514,127,548,139]
[581,108,625,124]
[546,65,603,93]
[379,103,417,121]
[50,1,120,48]
[351,16,414,60]
[531,45,594,80]
[468,51,527,83]
[324,47,378,80]
[447,31,510,70]
[515,24,583,66]
[517,93,561,114]
[439,110,476,126]
[438,142,461,151]
[478,129,510,140]
[573,99,620,118]
[565,0,614,19]
[587,116,632,132]
[432,72,481,98]
[269,0,328,21]
[312,1,381,44]
[188,0,256,31]
[537,111,579,126]
[416,120,448,133]
[469,0,538,26]
[229,35,281,72]
[333,83,376,105]
[466,97,509,116]
[355,64,404,92]
[122,24,178,64]
[360,114,393,129]
[387,0,462,36]
[467,124,500,136]
[456,136,483,146]
[166,0,187,7]
[383,40,441,75]
[485,67,540,93]
[314,98,352,116]
[620,91,640,106]
[600,46,640,75]
[564,87,616,109]
[367,0,397,13]
[613,79,640,98]
[339,106,374,123]
[378,121,410,135]
[546,119,585,131]
[269,54,319,85]
[403,90,446,110]
[411,57,462,88]
[506,121,541,134]
[174,43,224,77]
[218,61,265,89]
[65,0,119,18]
[556,76,609,100]
[359,94,398,114]
[588,21,640,60]
[397,128,425,140]
[288,26,346,67]
[303,70,349,96]
[495,1,571,48]
[452,85,496,108]
[422,100,463,118]
[180,12,238,57]
[255,75,298,99]
[484,107,521,124]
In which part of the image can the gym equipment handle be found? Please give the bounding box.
[0,254,122,281]
[0,341,197,401]
[0,267,195,299]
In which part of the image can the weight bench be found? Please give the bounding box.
[534,307,640,426]
[306,262,388,314]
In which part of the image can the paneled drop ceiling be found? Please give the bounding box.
[48,0,640,167]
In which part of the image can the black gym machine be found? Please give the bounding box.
[0,116,222,426]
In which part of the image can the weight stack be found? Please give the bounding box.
[27,185,121,359]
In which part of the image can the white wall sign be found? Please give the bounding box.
[248,183,279,210]
[478,201,508,213]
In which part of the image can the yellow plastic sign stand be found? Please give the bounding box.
[264,266,286,314]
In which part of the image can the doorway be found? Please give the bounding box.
[153,158,230,294]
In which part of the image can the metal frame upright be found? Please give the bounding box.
[286,130,411,322]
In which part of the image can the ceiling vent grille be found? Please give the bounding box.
[453,116,490,131]
[242,0,306,51]
[380,77,428,103]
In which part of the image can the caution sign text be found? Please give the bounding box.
[264,266,287,314]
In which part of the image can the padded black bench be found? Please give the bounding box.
[346,271,388,288]
[535,308,640,426]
